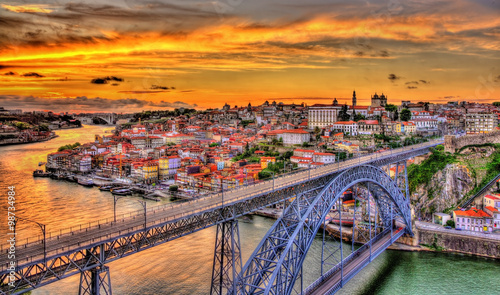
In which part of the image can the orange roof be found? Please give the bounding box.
[485,206,499,213]
[454,208,491,218]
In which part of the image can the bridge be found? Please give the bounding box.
[0,140,443,295]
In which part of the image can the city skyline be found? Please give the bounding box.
[1,0,499,112]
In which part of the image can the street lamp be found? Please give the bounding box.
[114,196,147,229]
[14,216,46,263]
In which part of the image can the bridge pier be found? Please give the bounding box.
[79,265,112,295]
[210,220,242,295]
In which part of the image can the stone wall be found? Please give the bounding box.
[417,229,500,258]
[445,132,500,153]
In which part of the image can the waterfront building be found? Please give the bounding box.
[453,208,493,232]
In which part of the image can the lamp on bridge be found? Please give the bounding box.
[14,216,47,263]
[114,196,147,229]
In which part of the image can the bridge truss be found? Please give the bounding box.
[0,142,439,295]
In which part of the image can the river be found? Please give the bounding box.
[0,125,498,295]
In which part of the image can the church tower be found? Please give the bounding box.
[352,90,357,106]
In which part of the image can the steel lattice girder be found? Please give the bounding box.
[235,165,411,295]
[211,220,242,295]
[0,147,428,295]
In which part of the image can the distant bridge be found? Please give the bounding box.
[0,140,443,295]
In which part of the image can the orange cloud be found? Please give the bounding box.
[1,4,53,13]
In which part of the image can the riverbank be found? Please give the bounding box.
[0,133,59,146]
[252,208,500,259]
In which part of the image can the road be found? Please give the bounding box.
[416,221,500,241]
[0,140,442,272]
[309,227,404,295]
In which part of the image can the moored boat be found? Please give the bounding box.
[33,169,50,177]
[77,178,94,187]
[111,189,132,196]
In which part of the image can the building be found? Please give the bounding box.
[260,157,276,169]
[332,121,357,135]
[453,208,493,232]
[282,129,311,145]
[370,93,387,108]
[312,152,335,164]
[465,112,497,134]
[308,100,341,129]
[357,120,380,135]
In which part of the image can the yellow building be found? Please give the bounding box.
[142,161,159,183]
[159,157,169,180]
[260,157,276,169]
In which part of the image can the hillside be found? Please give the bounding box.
[409,144,500,220]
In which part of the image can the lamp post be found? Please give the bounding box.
[114,196,147,229]
[14,217,46,263]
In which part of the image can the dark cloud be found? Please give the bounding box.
[405,81,419,85]
[91,78,108,84]
[494,75,500,83]
[419,80,429,84]
[444,96,456,99]
[407,86,418,89]
[21,72,44,78]
[379,50,389,57]
[180,90,194,93]
[111,83,119,86]
[91,76,123,84]
[388,74,401,82]
[150,85,170,90]
[4,71,16,75]
[0,95,197,111]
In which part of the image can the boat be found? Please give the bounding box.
[111,189,132,196]
[99,185,114,191]
[77,178,94,187]
[330,219,354,227]
[33,169,50,177]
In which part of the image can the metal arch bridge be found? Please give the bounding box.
[0,140,443,295]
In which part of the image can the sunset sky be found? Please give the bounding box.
[0,0,499,112]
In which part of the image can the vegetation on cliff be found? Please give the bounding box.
[408,145,456,194]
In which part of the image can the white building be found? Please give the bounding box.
[332,121,358,136]
[312,152,335,164]
[282,129,311,145]
[308,102,341,129]
[453,208,493,232]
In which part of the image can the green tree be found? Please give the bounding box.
[354,113,366,122]
[169,185,178,192]
[385,104,397,113]
[394,109,399,121]
[400,108,412,121]
[446,219,455,228]
[338,104,351,121]
[258,171,272,179]
[493,102,500,107]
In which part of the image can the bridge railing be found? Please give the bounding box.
[304,227,407,295]
[0,140,443,256]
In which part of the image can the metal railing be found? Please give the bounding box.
[0,140,442,262]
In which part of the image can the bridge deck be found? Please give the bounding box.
[307,227,406,295]
[0,141,441,294]
[1,141,441,272]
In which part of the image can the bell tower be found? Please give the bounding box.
[352,90,357,106]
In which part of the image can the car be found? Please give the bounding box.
[483,231,491,234]
[455,227,462,231]
[444,226,452,229]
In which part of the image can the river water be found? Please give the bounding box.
[0,125,498,295]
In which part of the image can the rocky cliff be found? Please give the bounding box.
[411,163,474,220]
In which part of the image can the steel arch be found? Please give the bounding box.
[235,165,411,295]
